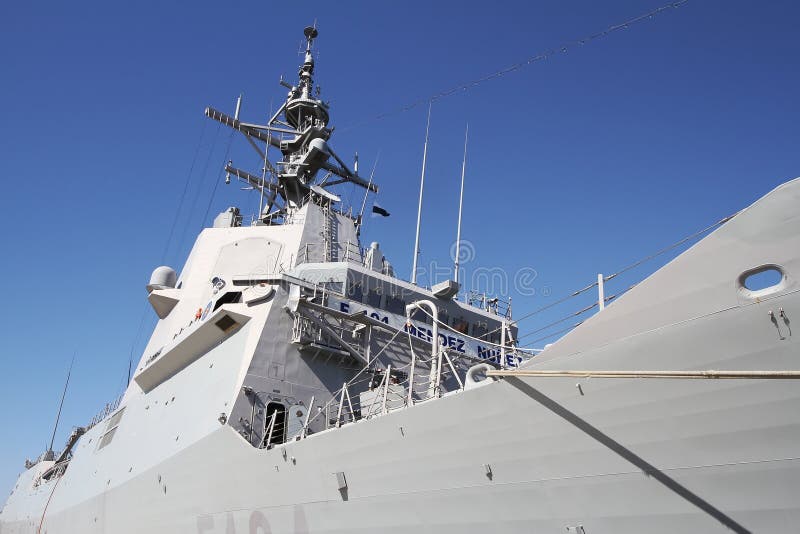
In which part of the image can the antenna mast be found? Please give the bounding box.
[454,123,468,283]
[48,354,75,453]
[411,102,432,285]
[357,152,380,228]
[204,26,378,218]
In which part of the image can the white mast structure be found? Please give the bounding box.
[411,102,432,286]
[453,124,468,284]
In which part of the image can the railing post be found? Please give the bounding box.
[407,326,416,407]
[382,365,392,415]
[500,320,507,369]
[365,374,385,418]
[301,396,315,439]
[443,352,464,390]
[405,300,440,399]
[265,410,277,447]
[598,273,605,311]
[434,347,444,396]
[344,387,354,422]
[336,383,347,427]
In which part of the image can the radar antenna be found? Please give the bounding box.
[205,26,377,222]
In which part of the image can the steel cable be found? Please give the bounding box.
[341,0,690,132]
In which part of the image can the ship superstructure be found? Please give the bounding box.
[1,27,522,531]
[3,26,800,534]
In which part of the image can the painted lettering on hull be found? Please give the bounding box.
[197,507,307,533]
[335,298,521,367]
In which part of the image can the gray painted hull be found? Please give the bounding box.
[3,178,799,533]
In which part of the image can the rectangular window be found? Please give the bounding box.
[346,281,363,302]
[452,316,469,334]
[215,314,238,333]
[472,320,488,339]
[385,294,405,315]
[438,307,450,327]
[366,288,382,308]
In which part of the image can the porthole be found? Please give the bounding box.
[742,266,783,291]
[738,264,786,298]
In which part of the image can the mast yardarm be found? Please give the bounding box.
[205,26,376,220]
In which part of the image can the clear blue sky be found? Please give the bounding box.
[1,0,798,498]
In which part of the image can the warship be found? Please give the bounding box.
[2,25,800,534]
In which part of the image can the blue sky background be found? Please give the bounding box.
[1,0,798,498]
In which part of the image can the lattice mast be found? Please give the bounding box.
[205,26,377,224]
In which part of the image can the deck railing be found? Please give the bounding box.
[295,241,366,266]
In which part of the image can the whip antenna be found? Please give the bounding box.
[357,152,381,230]
[454,123,468,283]
[48,354,75,454]
[411,102,432,285]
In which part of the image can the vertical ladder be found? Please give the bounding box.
[322,201,338,262]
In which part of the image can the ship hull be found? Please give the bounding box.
[4,177,800,533]
[3,288,799,533]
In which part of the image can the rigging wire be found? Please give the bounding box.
[340,0,690,133]
[176,123,222,257]
[525,322,585,346]
[515,284,635,343]
[602,212,739,283]
[160,120,209,264]
[48,354,75,453]
[517,302,598,341]
[200,129,237,230]
[125,123,214,387]
[305,326,404,427]
[37,472,64,534]
[482,211,737,342]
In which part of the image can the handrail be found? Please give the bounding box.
[86,393,124,431]
[296,241,365,266]
[406,300,441,398]
[509,212,738,348]
[487,369,800,379]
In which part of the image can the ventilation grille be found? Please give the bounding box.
[97,407,125,451]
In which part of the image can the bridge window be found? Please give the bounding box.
[472,320,488,339]
[452,316,469,334]
[347,281,363,302]
[366,288,382,308]
[411,308,432,324]
[438,307,450,326]
[386,294,405,315]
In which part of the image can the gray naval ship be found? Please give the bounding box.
[2,26,800,534]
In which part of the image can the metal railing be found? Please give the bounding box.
[291,314,356,351]
[465,291,513,318]
[289,296,526,438]
[296,241,366,266]
[315,344,468,433]
[24,393,124,471]
[86,393,124,431]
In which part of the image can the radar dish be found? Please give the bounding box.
[304,26,318,39]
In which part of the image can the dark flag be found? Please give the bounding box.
[372,203,390,217]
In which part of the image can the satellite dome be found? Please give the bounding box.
[147,266,177,293]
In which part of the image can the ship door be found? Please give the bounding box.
[264,402,286,446]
